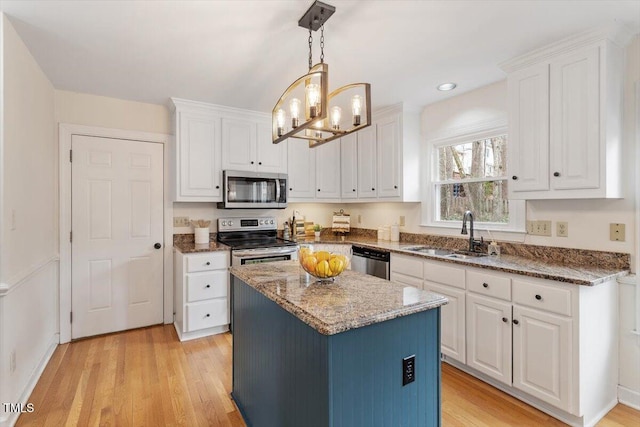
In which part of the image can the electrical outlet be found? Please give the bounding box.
[10,350,16,373]
[399,216,405,227]
[526,220,534,234]
[402,355,415,386]
[610,223,626,242]
[173,216,190,227]
[557,221,568,237]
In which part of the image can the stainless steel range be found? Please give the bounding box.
[217,216,298,266]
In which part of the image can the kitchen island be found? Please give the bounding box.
[230,261,448,427]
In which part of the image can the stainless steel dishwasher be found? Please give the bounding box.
[351,246,390,280]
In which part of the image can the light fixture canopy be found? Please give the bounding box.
[272,1,371,148]
[437,82,457,91]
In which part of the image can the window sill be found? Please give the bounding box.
[419,222,527,242]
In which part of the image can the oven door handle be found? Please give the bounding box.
[233,247,297,258]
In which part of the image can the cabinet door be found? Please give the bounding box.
[340,134,358,199]
[466,293,512,385]
[391,272,423,289]
[424,281,466,364]
[357,125,377,198]
[287,139,316,200]
[513,305,572,412]
[377,113,401,198]
[256,120,287,173]
[508,63,550,194]
[315,140,341,199]
[177,111,222,200]
[221,117,256,172]
[550,46,600,191]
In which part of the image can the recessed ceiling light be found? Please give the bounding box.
[437,82,457,91]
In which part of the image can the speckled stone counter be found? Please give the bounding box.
[173,241,230,253]
[292,235,628,286]
[230,260,447,335]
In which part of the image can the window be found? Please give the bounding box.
[425,131,525,232]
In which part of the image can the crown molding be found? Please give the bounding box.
[169,97,270,120]
[499,23,637,73]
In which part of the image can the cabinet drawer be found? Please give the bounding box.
[391,254,423,279]
[186,252,229,273]
[186,271,228,302]
[424,260,465,289]
[467,270,511,301]
[512,279,572,316]
[186,299,228,331]
[391,271,423,289]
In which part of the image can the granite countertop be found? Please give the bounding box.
[295,236,628,286]
[230,261,448,336]
[174,241,230,253]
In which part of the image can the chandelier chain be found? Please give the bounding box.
[308,28,313,70]
[320,25,325,63]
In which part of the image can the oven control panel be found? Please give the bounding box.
[218,217,277,232]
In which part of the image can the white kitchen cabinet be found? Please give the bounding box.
[357,125,377,199]
[512,305,572,412]
[315,140,341,200]
[287,139,316,200]
[221,116,287,173]
[174,250,230,341]
[424,281,466,363]
[340,133,358,199]
[502,27,629,199]
[376,112,401,198]
[466,293,512,385]
[390,253,423,288]
[171,99,223,202]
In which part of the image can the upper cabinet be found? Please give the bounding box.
[171,99,223,202]
[221,115,287,174]
[501,26,633,200]
[171,98,287,202]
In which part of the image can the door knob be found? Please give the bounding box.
[154,243,162,249]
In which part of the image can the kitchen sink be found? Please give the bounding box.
[444,251,488,259]
[404,246,455,256]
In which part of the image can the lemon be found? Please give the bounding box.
[329,257,345,274]
[303,256,317,274]
[315,251,331,263]
[316,260,331,278]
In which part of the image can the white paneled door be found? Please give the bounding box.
[71,135,164,339]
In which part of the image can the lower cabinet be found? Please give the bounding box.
[174,250,230,341]
[390,252,617,425]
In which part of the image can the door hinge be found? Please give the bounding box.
[70,231,73,243]
[69,149,72,162]
[70,312,73,323]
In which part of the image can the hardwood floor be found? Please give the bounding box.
[16,325,640,426]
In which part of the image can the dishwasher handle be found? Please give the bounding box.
[352,246,390,262]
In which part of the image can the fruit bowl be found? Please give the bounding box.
[298,244,350,281]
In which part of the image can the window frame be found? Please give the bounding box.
[422,124,526,233]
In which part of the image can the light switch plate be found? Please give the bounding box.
[610,223,625,241]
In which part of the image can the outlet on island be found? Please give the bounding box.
[402,355,415,386]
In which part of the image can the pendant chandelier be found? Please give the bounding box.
[272,1,371,148]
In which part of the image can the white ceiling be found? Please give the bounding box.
[1,0,639,113]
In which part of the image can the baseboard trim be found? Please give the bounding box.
[618,385,640,410]
[174,322,229,342]
[0,334,59,427]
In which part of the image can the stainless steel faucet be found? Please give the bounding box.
[461,210,483,252]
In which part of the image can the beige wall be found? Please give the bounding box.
[1,14,59,426]
[55,90,171,135]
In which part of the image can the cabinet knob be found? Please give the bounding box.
[482,282,489,288]
[535,294,542,300]
[289,188,293,191]
[215,185,220,189]
[205,313,210,318]
[553,172,560,177]
[318,189,321,192]
[513,319,520,325]
[258,162,262,165]
[372,188,375,191]
[205,284,211,288]
[512,175,518,180]
[205,261,211,266]
[251,161,254,165]
[154,243,162,249]
[353,189,356,192]
[394,185,398,189]
[502,317,508,323]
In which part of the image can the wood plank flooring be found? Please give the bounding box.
[15,325,640,426]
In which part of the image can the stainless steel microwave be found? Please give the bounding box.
[218,170,288,209]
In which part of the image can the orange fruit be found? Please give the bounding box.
[303,256,317,273]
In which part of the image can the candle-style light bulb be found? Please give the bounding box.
[306,84,320,118]
[289,98,301,128]
[276,109,286,137]
[314,120,323,138]
[331,106,342,130]
[352,95,362,126]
